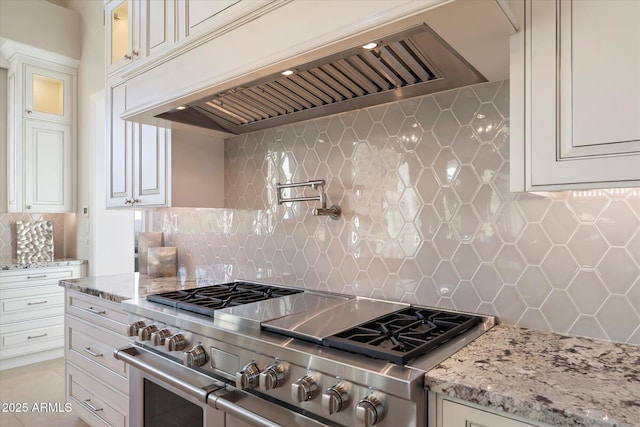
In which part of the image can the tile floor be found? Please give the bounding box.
[0,358,89,427]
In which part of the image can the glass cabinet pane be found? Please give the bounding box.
[111,1,129,64]
[32,74,64,116]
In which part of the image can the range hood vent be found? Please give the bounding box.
[157,24,486,135]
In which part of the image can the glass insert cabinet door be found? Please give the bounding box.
[24,64,73,123]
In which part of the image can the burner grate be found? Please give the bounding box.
[323,307,481,365]
[147,282,303,318]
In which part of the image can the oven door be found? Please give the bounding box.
[115,346,331,427]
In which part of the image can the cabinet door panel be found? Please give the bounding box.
[134,124,168,206]
[442,399,536,427]
[24,64,73,123]
[515,0,640,190]
[106,82,133,208]
[147,0,176,56]
[560,0,640,155]
[106,0,139,75]
[24,119,72,212]
[187,0,240,34]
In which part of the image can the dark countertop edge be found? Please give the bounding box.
[1,259,86,270]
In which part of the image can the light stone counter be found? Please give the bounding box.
[58,273,198,303]
[425,325,639,427]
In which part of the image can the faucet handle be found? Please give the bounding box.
[313,205,341,220]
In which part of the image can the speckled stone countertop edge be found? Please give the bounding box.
[58,274,205,303]
[424,325,639,427]
[0,258,86,271]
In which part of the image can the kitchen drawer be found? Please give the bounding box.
[66,316,129,394]
[67,363,128,427]
[0,267,80,287]
[0,316,64,359]
[66,291,129,336]
[1,291,64,323]
[0,283,63,299]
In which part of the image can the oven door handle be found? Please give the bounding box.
[115,346,284,427]
[114,346,221,403]
[209,392,283,427]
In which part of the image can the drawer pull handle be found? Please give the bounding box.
[27,300,48,306]
[27,333,48,340]
[83,347,103,358]
[84,307,106,315]
[83,399,103,412]
[27,274,47,279]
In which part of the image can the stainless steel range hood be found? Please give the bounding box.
[156,24,485,135]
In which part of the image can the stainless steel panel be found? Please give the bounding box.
[214,292,349,326]
[158,24,485,134]
[261,298,408,342]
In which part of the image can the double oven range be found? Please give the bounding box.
[115,281,494,427]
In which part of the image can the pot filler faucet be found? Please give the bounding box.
[276,179,341,220]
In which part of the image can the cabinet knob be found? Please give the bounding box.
[123,51,139,60]
[26,109,32,114]
[26,205,31,210]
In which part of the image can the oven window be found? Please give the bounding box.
[144,379,203,426]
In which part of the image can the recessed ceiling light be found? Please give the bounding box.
[281,70,294,76]
[176,105,187,110]
[362,42,378,50]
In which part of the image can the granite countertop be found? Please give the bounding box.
[58,273,196,302]
[60,274,639,427]
[425,325,640,427]
[0,258,85,271]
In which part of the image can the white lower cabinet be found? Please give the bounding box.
[431,393,549,427]
[0,264,84,370]
[65,290,130,427]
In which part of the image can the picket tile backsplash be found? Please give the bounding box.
[145,80,640,345]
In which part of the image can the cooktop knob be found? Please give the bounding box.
[126,321,145,337]
[355,393,385,427]
[322,382,350,415]
[150,328,172,346]
[259,362,287,391]
[183,344,207,368]
[235,362,261,390]
[164,333,188,351]
[137,324,159,341]
[291,375,318,403]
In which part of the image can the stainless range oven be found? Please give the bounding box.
[116,281,494,427]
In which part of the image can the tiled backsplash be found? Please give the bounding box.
[145,80,640,345]
[0,213,69,260]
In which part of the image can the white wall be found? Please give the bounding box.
[0,0,81,64]
[68,0,134,275]
[0,68,6,213]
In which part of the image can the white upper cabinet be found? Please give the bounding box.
[183,0,273,38]
[511,0,640,191]
[106,0,144,75]
[105,76,223,209]
[3,52,76,213]
[106,77,168,208]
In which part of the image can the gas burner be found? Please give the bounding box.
[146,281,303,317]
[323,307,481,365]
